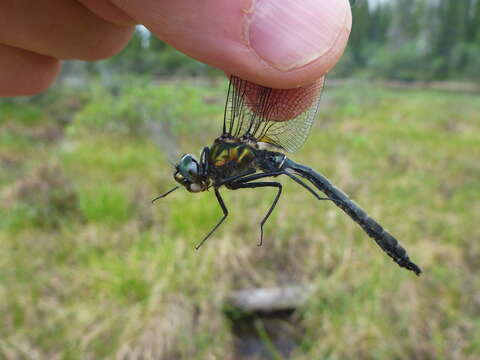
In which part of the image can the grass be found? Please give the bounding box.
[1,78,479,359]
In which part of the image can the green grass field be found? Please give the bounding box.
[1,79,479,359]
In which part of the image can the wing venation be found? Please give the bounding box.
[223,76,325,153]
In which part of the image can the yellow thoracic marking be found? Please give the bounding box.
[215,149,230,166]
[211,144,253,167]
[238,147,250,162]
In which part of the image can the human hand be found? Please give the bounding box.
[0,0,351,97]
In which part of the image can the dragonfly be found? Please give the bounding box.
[153,76,422,276]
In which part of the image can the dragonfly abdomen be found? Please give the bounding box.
[283,158,422,276]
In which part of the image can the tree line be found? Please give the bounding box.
[337,0,480,80]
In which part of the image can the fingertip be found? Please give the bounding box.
[0,0,136,63]
[28,58,61,95]
[238,0,352,88]
[0,45,60,97]
[248,0,350,72]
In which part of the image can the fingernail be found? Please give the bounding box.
[248,0,348,71]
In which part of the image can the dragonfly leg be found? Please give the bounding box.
[223,168,332,202]
[199,146,210,178]
[224,170,284,184]
[195,188,228,250]
[283,171,331,201]
[229,181,282,247]
[215,168,257,187]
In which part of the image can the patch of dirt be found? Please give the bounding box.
[115,297,195,360]
[30,123,64,143]
[2,163,80,227]
[0,152,22,169]
[0,122,64,144]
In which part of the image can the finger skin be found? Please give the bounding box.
[112,0,351,88]
[0,0,350,96]
[0,0,134,61]
[77,0,135,26]
[0,44,60,97]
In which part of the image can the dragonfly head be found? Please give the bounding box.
[174,154,208,193]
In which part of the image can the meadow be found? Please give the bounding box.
[1,78,479,359]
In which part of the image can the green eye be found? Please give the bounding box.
[179,155,199,180]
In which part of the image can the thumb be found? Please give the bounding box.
[112,0,352,88]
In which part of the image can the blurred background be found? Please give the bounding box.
[1,0,479,358]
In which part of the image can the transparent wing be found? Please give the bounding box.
[222,76,325,153]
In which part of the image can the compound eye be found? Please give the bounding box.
[185,160,199,177]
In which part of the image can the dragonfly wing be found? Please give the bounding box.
[223,76,325,153]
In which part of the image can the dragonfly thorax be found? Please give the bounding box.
[174,154,209,193]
